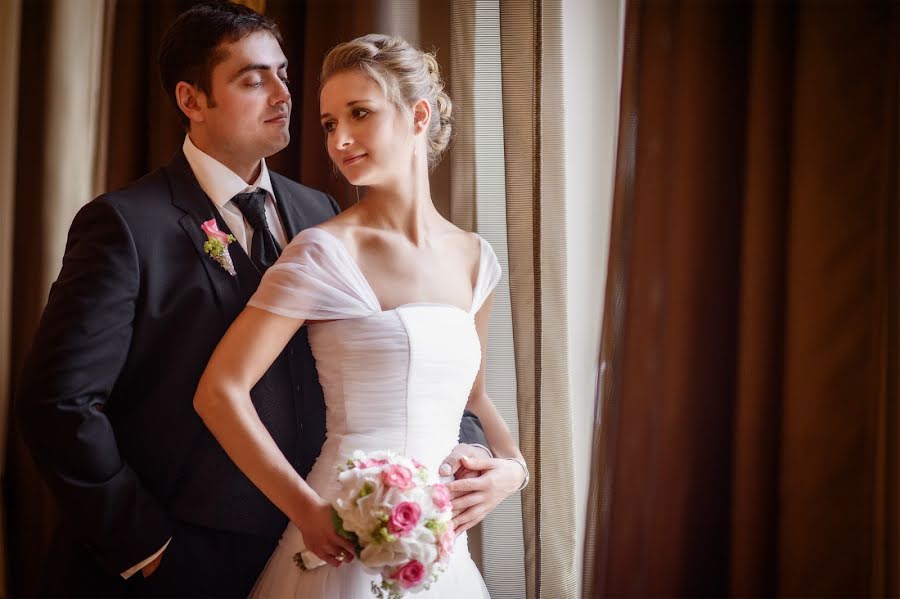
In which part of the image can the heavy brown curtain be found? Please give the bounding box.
[584,0,899,596]
[0,1,23,594]
[9,0,114,594]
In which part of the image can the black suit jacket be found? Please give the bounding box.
[15,150,487,578]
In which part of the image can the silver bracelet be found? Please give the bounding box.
[501,457,529,492]
[469,443,494,458]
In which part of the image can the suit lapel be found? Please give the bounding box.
[167,150,253,321]
[270,173,309,242]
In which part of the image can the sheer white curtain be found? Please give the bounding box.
[42,0,112,281]
[449,1,622,597]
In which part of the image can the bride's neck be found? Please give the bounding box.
[359,173,440,245]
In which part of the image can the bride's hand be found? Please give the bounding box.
[295,496,357,567]
[445,456,526,534]
[438,443,493,478]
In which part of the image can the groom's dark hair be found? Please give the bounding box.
[158,1,283,129]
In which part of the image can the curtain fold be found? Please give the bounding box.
[776,4,898,593]
[449,2,582,596]
[580,1,639,591]
[0,1,23,592]
[727,3,794,593]
[7,1,116,594]
[585,0,900,595]
[498,1,576,597]
[449,2,526,595]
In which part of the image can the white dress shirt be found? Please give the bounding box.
[120,136,288,580]
[182,134,289,252]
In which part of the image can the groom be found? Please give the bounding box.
[15,3,492,596]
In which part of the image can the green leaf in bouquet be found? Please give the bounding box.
[331,507,362,555]
[370,524,398,545]
[358,482,375,499]
[425,519,447,535]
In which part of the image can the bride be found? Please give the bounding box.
[193,34,526,597]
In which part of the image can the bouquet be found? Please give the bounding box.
[296,450,456,598]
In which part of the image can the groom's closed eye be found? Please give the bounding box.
[231,61,289,85]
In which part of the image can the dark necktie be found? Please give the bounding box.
[232,189,282,272]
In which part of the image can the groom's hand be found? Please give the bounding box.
[438,443,492,478]
[445,456,526,534]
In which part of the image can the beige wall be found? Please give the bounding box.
[562,0,623,589]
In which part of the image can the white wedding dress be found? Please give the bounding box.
[246,227,496,598]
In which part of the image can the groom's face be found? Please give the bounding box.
[199,31,291,161]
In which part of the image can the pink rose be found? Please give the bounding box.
[392,560,426,589]
[359,458,388,469]
[438,530,456,562]
[431,483,451,511]
[412,458,425,469]
[388,501,422,536]
[381,464,414,489]
[200,219,229,243]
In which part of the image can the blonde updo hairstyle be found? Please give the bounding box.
[320,34,453,170]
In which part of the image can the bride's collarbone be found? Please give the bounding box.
[365,263,475,313]
[317,223,481,311]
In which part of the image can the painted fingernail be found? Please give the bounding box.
[439,463,451,475]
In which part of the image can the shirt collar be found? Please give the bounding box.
[182,134,275,210]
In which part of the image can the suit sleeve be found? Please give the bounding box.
[15,198,173,574]
[327,193,341,216]
[458,409,489,447]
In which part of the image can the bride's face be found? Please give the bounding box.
[320,70,414,187]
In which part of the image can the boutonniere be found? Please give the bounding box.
[200,219,237,276]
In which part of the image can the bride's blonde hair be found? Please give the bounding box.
[320,34,453,170]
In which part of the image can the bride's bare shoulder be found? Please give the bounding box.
[435,221,483,271]
[312,209,390,261]
[313,208,366,243]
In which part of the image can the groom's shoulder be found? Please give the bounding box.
[88,166,183,225]
[95,167,172,211]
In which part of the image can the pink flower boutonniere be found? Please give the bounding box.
[200,219,236,276]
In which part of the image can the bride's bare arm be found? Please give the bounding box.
[193,306,356,565]
[445,292,528,534]
[464,292,524,463]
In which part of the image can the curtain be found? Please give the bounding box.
[448,1,525,594]
[0,0,23,591]
[451,0,579,596]
[584,0,899,595]
[499,1,577,597]
[6,0,114,594]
